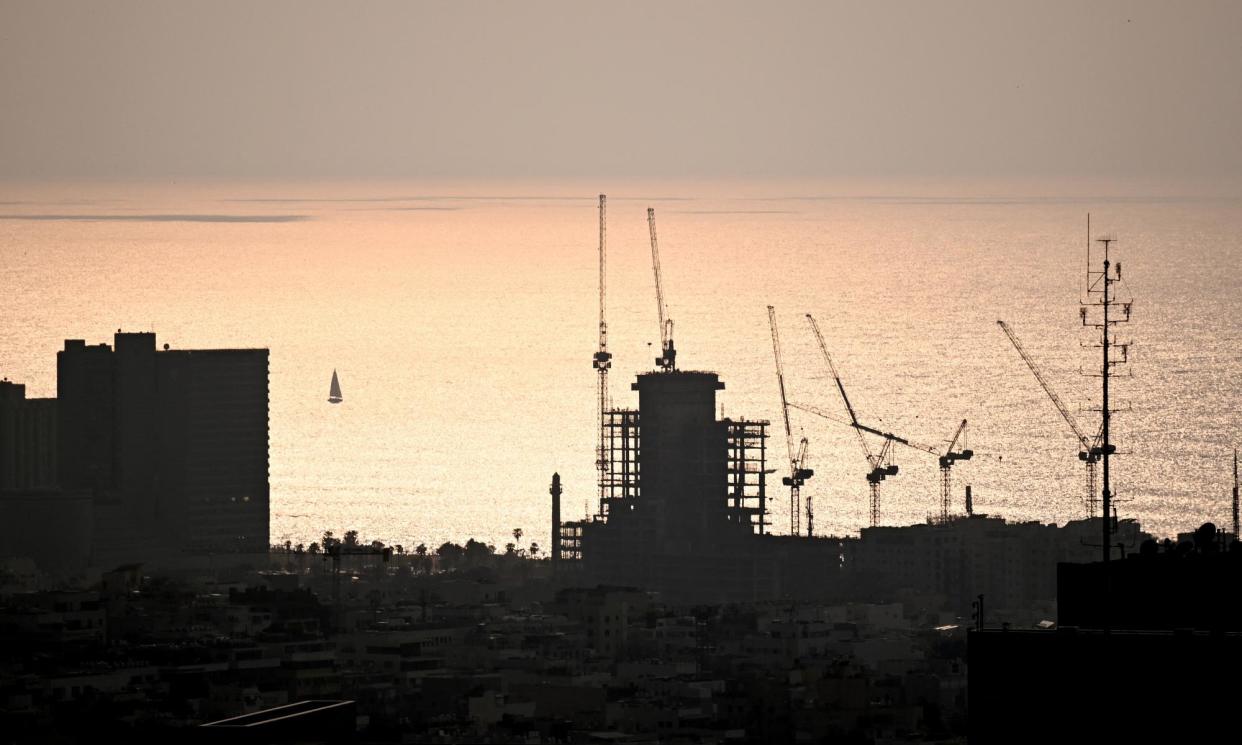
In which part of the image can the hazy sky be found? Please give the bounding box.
[2,1,1240,187]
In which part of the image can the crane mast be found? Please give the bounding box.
[936,420,974,523]
[648,208,676,371]
[592,195,612,517]
[797,438,812,536]
[767,306,814,536]
[997,319,1101,517]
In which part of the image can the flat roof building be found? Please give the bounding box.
[58,331,269,566]
[0,379,91,574]
[0,379,57,492]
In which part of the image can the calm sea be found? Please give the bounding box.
[2,181,1240,549]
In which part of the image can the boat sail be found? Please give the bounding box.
[328,370,343,404]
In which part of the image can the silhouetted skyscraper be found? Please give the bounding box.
[631,371,728,543]
[0,379,58,491]
[58,332,269,564]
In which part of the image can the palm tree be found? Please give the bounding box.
[436,542,464,570]
[530,542,540,558]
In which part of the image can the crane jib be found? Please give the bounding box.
[835,380,860,426]
[853,422,911,446]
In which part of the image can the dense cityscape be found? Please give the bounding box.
[2,309,1239,743]
[5,2,1242,743]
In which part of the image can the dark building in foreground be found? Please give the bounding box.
[1057,526,1242,631]
[0,380,58,491]
[969,626,1242,744]
[58,332,270,565]
[1,332,269,571]
[0,379,91,572]
[969,528,1242,744]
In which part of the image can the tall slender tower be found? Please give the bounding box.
[550,472,562,567]
[1081,233,1132,563]
[592,195,612,518]
[1232,449,1238,541]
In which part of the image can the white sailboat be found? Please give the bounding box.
[328,369,343,404]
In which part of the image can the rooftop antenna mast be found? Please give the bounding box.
[648,208,676,371]
[592,195,612,518]
[1081,224,1131,564]
[1233,448,1238,541]
[767,306,814,536]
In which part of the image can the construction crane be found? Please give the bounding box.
[647,208,676,371]
[789,400,976,524]
[804,314,902,526]
[936,420,974,523]
[767,306,814,536]
[997,320,1104,517]
[592,195,612,517]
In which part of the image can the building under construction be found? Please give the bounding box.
[561,368,843,603]
[549,196,841,603]
[551,200,1152,608]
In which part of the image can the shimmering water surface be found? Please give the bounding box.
[2,181,1240,548]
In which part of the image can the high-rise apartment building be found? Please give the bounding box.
[58,332,269,564]
[0,379,58,491]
